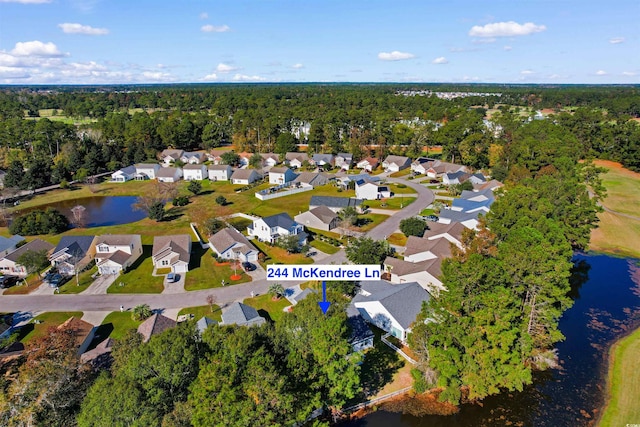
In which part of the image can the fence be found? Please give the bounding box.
[254,185,313,200]
[381,333,417,365]
[341,386,413,413]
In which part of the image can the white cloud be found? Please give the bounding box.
[58,23,109,35]
[622,71,637,76]
[141,71,177,82]
[504,45,513,51]
[472,37,497,44]
[0,0,51,3]
[432,56,448,64]
[216,63,238,73]
[521,69,535,75]
[0,66,30,79]
[292,63,304,69]
[469,21,546,38]
[199,12,208,20]
[11,41,65,57]
[202,73,218,81]
[378,51,415,61]
[201,24,230,33]
[595,70,607,76]
[609,37,625,44]
[232,73,266,82]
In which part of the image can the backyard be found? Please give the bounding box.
[184,246,251,291]
[242,293,291,323]
[15,311,84,344]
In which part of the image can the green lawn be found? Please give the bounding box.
[2,275,44,295]
[17,311,84,344]
[56,265,98,295]
[243,294,290,322]
[420,208,436,216]
[389,168,412,178]
[107,245,164,294]
[178,305,222,322]
[99,311,143,340]
[388,183,417,194]
[310,239,340,254]
[184,246,250,291]
[253,240,314,266]
[365,197,415,210]
[357,213,390,232]
[388,233,407,246]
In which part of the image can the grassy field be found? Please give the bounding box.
[184,246,250,291]
[590,161,640,259]
[177,305,222,322]
[388,233,407,246]
[106,245,164,294]
[243,294,290,322]
[309,239,340,254]
[365,197,414,210]
[389,168,412,178]
[99,311,143,340]
[17,311,84,344]
[357,213,389,232]
[56,265,98,295]
[599,327,640,427]
[388,183,417,194]
[253,240,314,266]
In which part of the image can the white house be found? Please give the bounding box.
[468,172,487,185]
[442,171,471,185]
[135,163,161,180]
[0,239,54,278]
[156,167,183,183]
[425,160,468,178]
[182,164,207,181]
[151,235,191,274]
[49,235,97,276]
[285,152,309,169]
[335,153,353,171]
[352,280,431,342]
[160,149,184,165]
[94,235,143,275]
[208,164,233,181]
[260,153,280,168]
[383,257,445,293]
[311,154,334,168]
[294,206,339,232]
[356,157,379,172]
[238,152,252,167]
[230,169,261,185]
[382,155,411,172]
[411,157,435,175]
[111,165,136,183]
[268,167,297,185]
[208,227,259,263]
[247,213,306,244]
[355,180,392,200]
[181,152,204,164]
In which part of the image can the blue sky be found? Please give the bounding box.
[0,0,638,84]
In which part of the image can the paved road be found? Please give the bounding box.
[0,176,433,316]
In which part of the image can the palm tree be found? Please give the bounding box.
[132,304,152,321]
[268,283,285,300]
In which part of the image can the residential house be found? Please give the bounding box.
[230,169,261,185]
[181,151,204,164]
[294,206,339,231]
[423,222,466,246]
[58,317,97,356]
[49,235,97,276]
[196,316,217,334]
[425,160,468,178]
[260,153,280,168]
[238,152,252,167]
[473,179,503,192]
[182,164,207,181]
[268,167,297,185]
[438,209,481,230]
[220,302,266,327]
[336,173,379,189]
[137,313,177,343]
[355,179,392,200]
[450,198,493,214]
[0,239,54,277]
[111,165,137,183]
[285,287,316,307]
[467,172,487,185]
[311,153,334,168]
[247,213,307,244]
[442,171,471,185]
[403,235,454,263]
[383,256,445,292]
[335,153,353,171]
[346,305,374,353]
[160,149,184,165]
[285,152,309,169]
[309,196,364,213]
[209,227,259,262]
[0,235,25,258]
[205,151,224,164]
[292,172,331,188]
[382,155,411,172]
[411,157,436,175]
[157,167,183,183]
[208,164,233,181]
[356,157,379,172]
[151,235,191,274]
[134,163,161,180]
[94,234,143,275]
[80,337,113,367]
[352,280,431,342]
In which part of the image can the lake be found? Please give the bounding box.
[346,254,640,427]
[16,196,147,228]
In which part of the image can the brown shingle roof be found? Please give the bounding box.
[58,316,94,349]
[152,235,191,264]
[404,236,453,259]
[309,205,338,224]
[137,313,176,343]
[208,227,257,256]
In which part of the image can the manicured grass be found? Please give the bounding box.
[100,311,143,340]
[365,197,415,210]
[57,265,98,295]
[388,233,407,246]
[184,246,250,291]
[18,311,84,344]
[253,240,314,265]
[310,239,340,255]
[388,183,417,194]
[107,245,164,294]
[599,327,640,427]
[389,168,412,178]
[420,208,436,216]
[357,214,390,232]
[243,294,290,323]
[2,274,44,295]
[177,305,222,322]
[595,160,640,216]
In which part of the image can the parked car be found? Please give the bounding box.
[46,274,67,287]
[0,275,17,289]
[166,273,178,283]
[425,215,439,222]
[430,179,439,184]
[242,262,256,272]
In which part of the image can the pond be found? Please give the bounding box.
[346,253,640,427]
[15,196,147,228]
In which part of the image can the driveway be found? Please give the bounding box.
[81,274,117,295]
[162,273,185,294]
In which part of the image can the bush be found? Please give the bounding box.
[173,196,189,207]
[9,208,69,235]
[215,195,227,206]
[399,217,428,237]
[396,183,407,188]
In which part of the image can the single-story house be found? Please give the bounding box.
[467,172,487,185]
[336,173,379,189]
[423,222,466,247]
[411,157,436,175]
[352,280,431,342]
[294,205,339,231]
[208,164,233,181]
[160,149,184,165]
[221,302,266,327]
[231,169,261,185]
[95,234,143,275]
[0,239,54,277]
[157,167,183,183]
[438,209,481,230]
[285,152,309,169]
[49,235,97,276]
[260,153,280,167]
[135,163,161,180]
[383,257,445,292]
[247,213,306,245]
[137,313,177,343]
[309,196,363,213]
[382,155,411,172]
[238,152,252,167]
[80,337,113,367]
[403,236,453,263]
[355,180,392,200]
[311,154,334,168]
[460,188,495,203]
[181,152,204,164]
[58,317,97,357]
[356,157,379,172]
[111,165,137,183]
[450,198,493,214]
[209,227,259,263]
[268,167,297,185]
[335,153,354,170]
[0,235,25,258]
[473,179,503,192]
[152,234,192,273]
[182,164,207,181]
[443,171,471,185]
[293,172,331,188]
[425,161,468,178]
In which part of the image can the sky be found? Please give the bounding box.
[0,0,638,85]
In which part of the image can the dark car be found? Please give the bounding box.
[166,272,178,283]
[429,179,439,184]
[46,274,67,287]
[242,262,256,272]
[425,215,439,222]
[0,275,17,288]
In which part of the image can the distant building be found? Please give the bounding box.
[230,169,261,185]
[156,167,183,183]
[294,206,339,231]
[382,155,411,172]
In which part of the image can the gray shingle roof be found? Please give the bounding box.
[438,209,480,223]
[262,213,296,229]
[230,169,260,180]
[96,235,139,246]
[308,206,338,224]
[383,155,410,166]
[404,236,453,259]
[208,227,257,256]
[4,239,54,262]
[208,164,232,171]
[157,167,181,178]
[221,302,265,326]
[384,256,439,277]
[196,316,217,334]
[309,196,363,209]
[183,164,205,170]
[118,165,137,175]
[285,152,309,162]
[52,235,95,258]
[0,235,24,254]
[312,153,334,163]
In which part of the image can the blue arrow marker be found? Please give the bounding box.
[318,280,331,314]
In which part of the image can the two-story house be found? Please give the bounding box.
[49,235,97,276]
[94,235,143,275]
[247,213,307,245]
[285,152,309,169]
[335,153,353,171]
[135,163,161,180]
[260,153,280,168]
[356,157,379,172]
[268,167,297,185]
[160,149,184,165]
[156,167,183,183]
[181,152,204,164]
[0,239,54,277]
[208,164,233,181]
[182,164,207,181]
[355,179,392,200]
